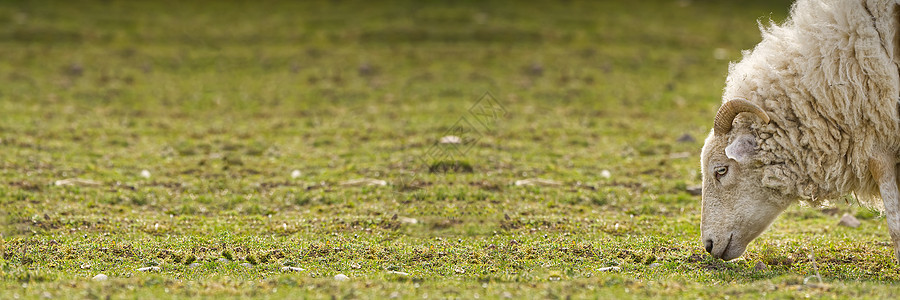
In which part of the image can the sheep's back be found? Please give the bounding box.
[723,0,900,207]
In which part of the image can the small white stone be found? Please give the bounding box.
[291,170,302,178]
[387,271,409,276]
[281,266,305,272]
[648,263,662,268]
[600,170,611,179]
[217,258,230,263]
[91,274,108,281]
[597,266,620,272]
[340,178,387,186]
[140,170,151,178]
[80,263,91,269]
[136,266,160,272]
[399,217,418,224]
[514,178,561,187]
[439,135,462,144]
[54,178,100,186]
[188,263,201,268]
[240,263,253,267]
[334,274,350,281]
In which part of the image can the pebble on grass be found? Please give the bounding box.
[91,274,108,281]
[387,271,409,276]
[597,266,620,272]
[334,274,350,281]
[686,186,702,196]
[838,213,861,228]
[439,135,462,144]
[137,266,160,272]
[54,178,101,186]
[600,170,611,179]
[676,133,696,143]
[514,178,561,187]
[340,178,387,186]
[282,266,305,272]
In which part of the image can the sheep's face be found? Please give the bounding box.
[699,128,792,260]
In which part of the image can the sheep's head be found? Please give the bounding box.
[699,99,793,260]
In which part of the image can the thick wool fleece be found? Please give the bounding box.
[722,0,900,207]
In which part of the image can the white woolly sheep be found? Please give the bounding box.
[700,0,900,261]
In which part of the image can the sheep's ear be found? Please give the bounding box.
[725,134,756,163]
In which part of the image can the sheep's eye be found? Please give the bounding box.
[714,166,728,179]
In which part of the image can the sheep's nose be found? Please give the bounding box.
[704,239,714,254]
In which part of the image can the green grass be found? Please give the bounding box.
[2,0,899,298]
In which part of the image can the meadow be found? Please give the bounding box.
[2,0,899,298]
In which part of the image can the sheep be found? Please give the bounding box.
[699,0,900,261]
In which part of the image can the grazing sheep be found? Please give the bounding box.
[699,0,900,261]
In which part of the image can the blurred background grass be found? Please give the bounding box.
[0,0,793,191]
[7,0,900,299]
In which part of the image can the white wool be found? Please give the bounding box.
[722,0,900,208]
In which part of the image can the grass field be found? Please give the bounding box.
[2,0,900,298]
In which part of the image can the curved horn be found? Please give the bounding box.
[713,98,770,135]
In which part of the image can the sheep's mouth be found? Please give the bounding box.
[722,232,733,258]
[715,232,735,260]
